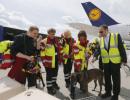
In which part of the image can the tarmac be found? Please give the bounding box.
[0,51,130,100]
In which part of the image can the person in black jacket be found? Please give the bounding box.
[93,25,127,100]
[8,26,39,87]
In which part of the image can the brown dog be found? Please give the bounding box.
[70,68,103,98]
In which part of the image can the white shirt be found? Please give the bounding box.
[104,33,110,50]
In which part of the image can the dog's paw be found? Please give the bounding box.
[92,89,95,91]
[98,93,102,96]
[86,93,90,97]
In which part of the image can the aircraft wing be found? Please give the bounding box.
[68,22,99,36]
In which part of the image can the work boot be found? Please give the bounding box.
[111,95,118,100]
[66,82,70,88]
[101,93,111,98]
[48,87,56,95]
[53,84,60,90]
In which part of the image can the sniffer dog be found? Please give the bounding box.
[70,69,104,99]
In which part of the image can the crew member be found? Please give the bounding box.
[40,28,62,95]
[62,30,75,88]
[98,25,127,100]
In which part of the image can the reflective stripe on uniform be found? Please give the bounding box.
[47,81,53,84]
[65,74,69,77]
[2,59,14,63]
[74,41,88,71]
[40,39,55,68]
[100,33,121,64]
[47,84,52,87]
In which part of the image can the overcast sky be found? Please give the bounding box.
[0,0,130,38]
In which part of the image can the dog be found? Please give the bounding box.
[70,68,104,99]
[23,58,45,88]
[36,71,45,88]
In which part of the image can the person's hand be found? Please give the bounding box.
[91,57,96,63]
[37,35,42,42]
[26,56,34,62]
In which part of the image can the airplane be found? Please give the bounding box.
[68,2,130,43]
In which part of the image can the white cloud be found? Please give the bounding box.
[0,18,10,26]
[0,3,5,13]
[0,2,77,34]
[0,0,130,39]
[0,18,21,29]
[91,0,130,24]
[0,3,34,30]
[62,16,75,23]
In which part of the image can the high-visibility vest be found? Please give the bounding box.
[62,38,75,64]
[63,43,69,64]
[1,49,14,69]
[73,41,88,71]
[100,33,121,64]
[0,40,14,69]
[0,40,13,53]
[40,38,56,68]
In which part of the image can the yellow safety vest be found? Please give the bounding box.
[0,40,13,53]
[0,40,14,69]
[74,41,87,71]
[100,33,121,64]
[40,39,55,68]
[63,43,69,64]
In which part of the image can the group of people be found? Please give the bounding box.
[0,25,127,100]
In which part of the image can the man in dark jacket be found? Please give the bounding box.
[95,25,127,100]
[8,26,39,87]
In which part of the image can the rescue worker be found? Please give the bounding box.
[97,25,127,100]
[40,28,62,95]
[72,30,92,93]
[0,40,14,69]
[62,30,75,88]
[73,30,91,72]
[8,26,39,87]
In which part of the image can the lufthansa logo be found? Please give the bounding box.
[89,8,101,21]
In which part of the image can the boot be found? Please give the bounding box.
[53,83,60,90]
[66,81,70,88]
[111,95,118,100]
[101,92,111,98]
[48,87,56,95]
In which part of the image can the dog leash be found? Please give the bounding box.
[122,64,130,77]
[125,64,130,71]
